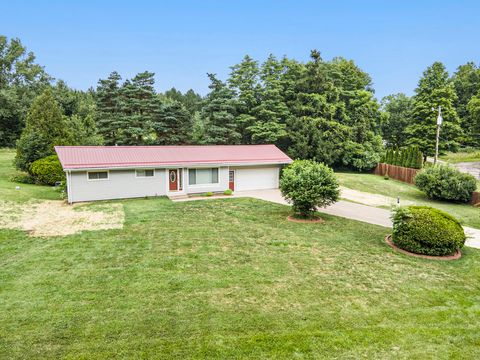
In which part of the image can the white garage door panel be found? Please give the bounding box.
[235,167,279,191]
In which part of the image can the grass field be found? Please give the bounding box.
[440,150,480,163]
[337,172,480,229]
[1,149,480,359]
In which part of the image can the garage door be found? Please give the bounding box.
[234,167,279,191]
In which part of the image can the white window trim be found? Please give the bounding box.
[135,169,155,178]
[188,168,220,186]
[87,170,109,181]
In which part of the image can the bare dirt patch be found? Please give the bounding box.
[0,200,124,237]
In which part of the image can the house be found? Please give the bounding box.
[55,144,292,203]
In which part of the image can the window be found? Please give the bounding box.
[136,169,154,178]
[88,171,109,180]
[188,168,219,185]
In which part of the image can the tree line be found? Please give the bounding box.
[381,62,480,157]
[1,35,479,175]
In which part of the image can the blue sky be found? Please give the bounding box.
[2,0,479,99]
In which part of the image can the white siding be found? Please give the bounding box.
[232,166,280,191]
[69,169,167,202]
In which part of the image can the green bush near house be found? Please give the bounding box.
[29,155,65,186]
[205,191,214,197]
[223,189,233,195]
[392,206,466,256]
[414,165,477,202]
[280,159,340,218]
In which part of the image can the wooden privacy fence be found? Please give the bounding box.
[471,192,480,206]
[373,163,480,206]
[373,163,419,184]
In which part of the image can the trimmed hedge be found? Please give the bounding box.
[30,155,65,186]
[392,206,465,256]
[414,165,477,202]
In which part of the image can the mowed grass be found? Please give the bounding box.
[1,149,480,359]
[0,148,59,202]
[440,150,480,163]
[336,172,480,229]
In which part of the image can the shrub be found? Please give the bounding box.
[205,192,214,197]
[391,206,465,256]
[280,160,340,218]
[341,139,382,171]
[55,180,67,199]
[29,155,65,186]
[223,189,233,195]
[10,172,35,184]
[414,165,477,202]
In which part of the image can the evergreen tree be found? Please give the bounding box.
[228,55,261,143]
[95,71,122,145]
[117,71,158,145]
[399,149,406,167]
[405,146,413,168]
[406,62,463,158]
[415,147,424,169]
[152,99,192,145]
[202,74,240,144]
[248,55,288,144]
[15,88,72,172]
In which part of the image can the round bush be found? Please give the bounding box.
[280,160,340,218]
[414,165,477,202]
[29,155,65,186]
[392,206,465,256]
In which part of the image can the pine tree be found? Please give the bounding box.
[95,71,122,145]
[202,74,241,144]
[117,71,158,145]
[152,100,192,145]
[228,55,261,143]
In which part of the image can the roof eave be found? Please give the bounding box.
[63,159,293,171]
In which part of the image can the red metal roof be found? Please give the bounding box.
[55,145,292,170]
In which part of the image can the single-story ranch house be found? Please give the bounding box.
[55,145,292,203]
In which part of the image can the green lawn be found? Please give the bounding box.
[337,172,480,229]
[440,150,480,163]
[2,149,480,359]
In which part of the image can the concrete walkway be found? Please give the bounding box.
[177,189,480,249]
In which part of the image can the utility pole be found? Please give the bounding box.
[434,106,442,165]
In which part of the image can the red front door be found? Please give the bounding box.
[229,170,235,191]
[169,169,178,191]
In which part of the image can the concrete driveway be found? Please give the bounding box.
[232,189,480,249]
[233,189,392,227]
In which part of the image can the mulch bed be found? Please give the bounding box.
[286,215,324,223]
[385,235,461,261]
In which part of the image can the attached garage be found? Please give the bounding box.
[232,166,280,191]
